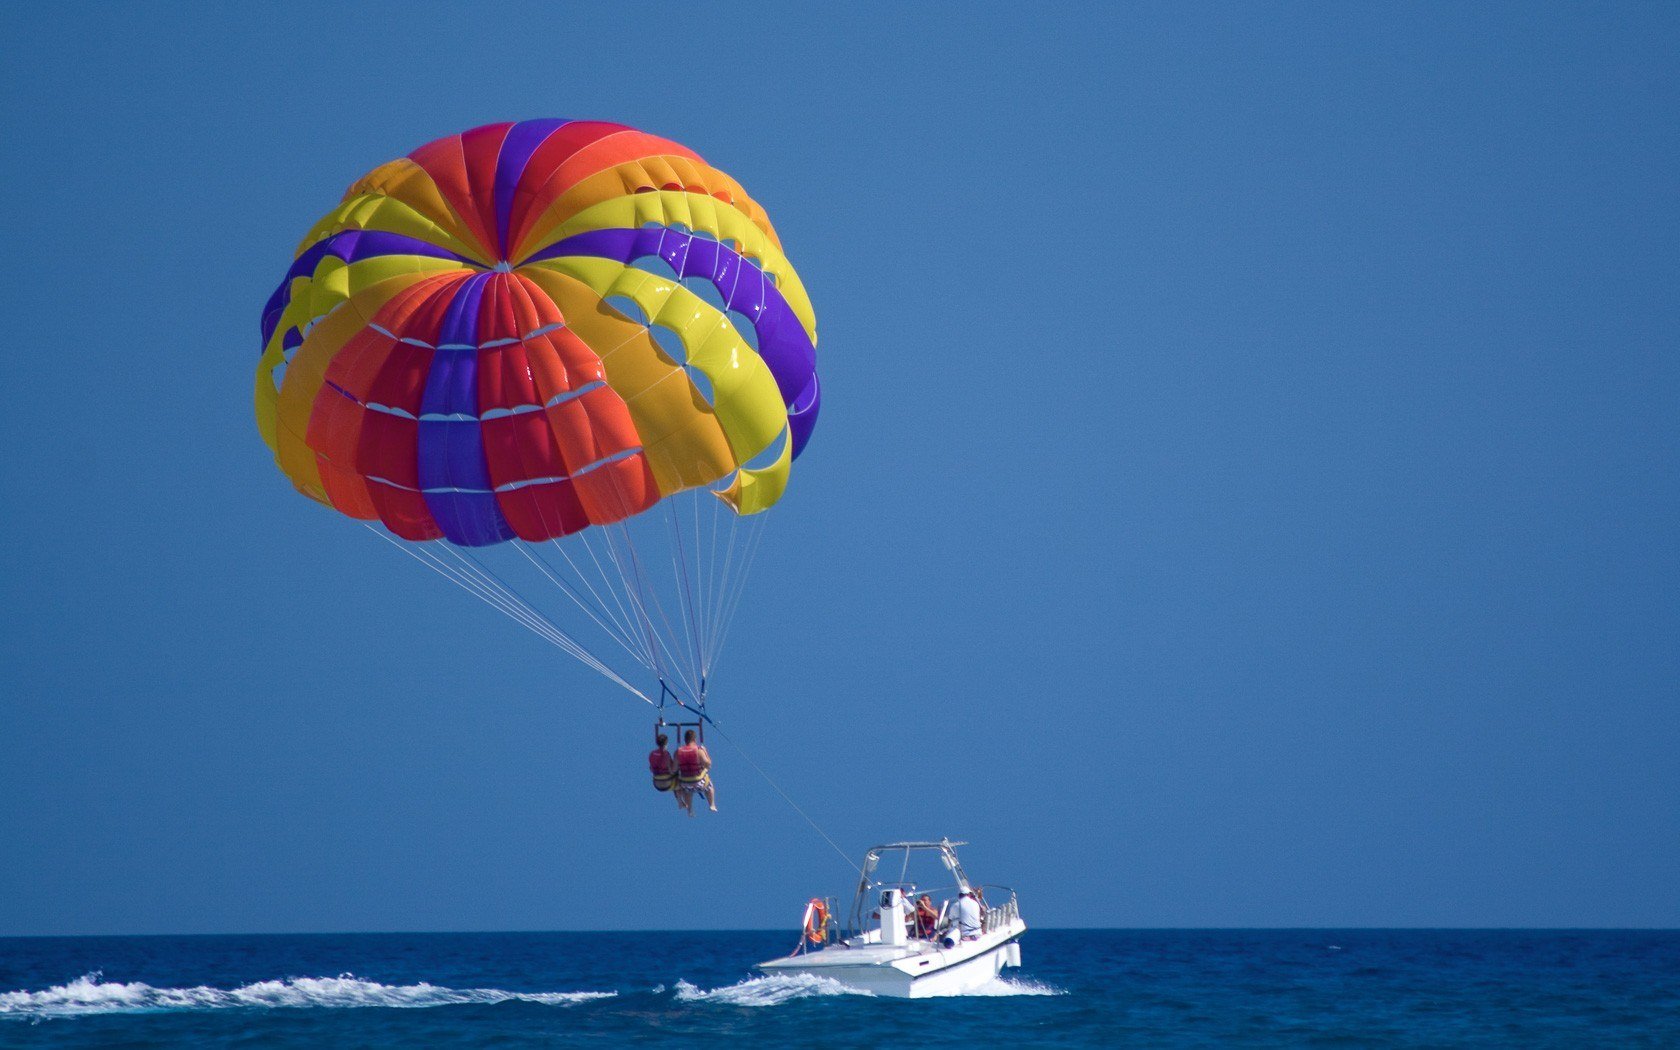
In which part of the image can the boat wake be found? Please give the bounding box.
[939,976,1064,997]
[672,973,1062,1005]
[0,973,614,1020]
[674,973,873,1006]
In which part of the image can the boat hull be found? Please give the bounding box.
[759,920,1026,999]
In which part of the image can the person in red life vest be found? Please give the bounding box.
[675,729,717,814]
[913,894,940,939]
[648,734,687,811]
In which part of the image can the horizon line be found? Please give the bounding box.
[3,925,1677,940]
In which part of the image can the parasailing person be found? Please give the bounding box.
[648,733,683,810]
[675,729,717,814]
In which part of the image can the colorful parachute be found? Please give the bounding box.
[257,120,820,710]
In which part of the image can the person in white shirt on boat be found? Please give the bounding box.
[954,887,983,941]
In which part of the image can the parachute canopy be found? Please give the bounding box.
[257,119,820,547]
[256,121,821,711]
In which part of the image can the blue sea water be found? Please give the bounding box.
[2,930,1676,1048]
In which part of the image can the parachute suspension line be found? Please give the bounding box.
[509,542,649,672]
[655,678,713,726]
[707,720,862,877]
[698,491,725,682]
[664,498,706,700]
[375,529,578,659]
[447,545,648,699]
[504,455,656,681]
[702,498,745,675]
[602,518,702,705]
[710,511,770,677]
[622,517,704,704]
[709,518,753,675]
[624,517,699,699]
[557,530,648,661]
[573,527,661,674]
[689,489,710,682]
[542,537,647,667]
[361,524,652,705]
[588,518,677,690]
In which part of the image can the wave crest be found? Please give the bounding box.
[674,974,872,1006]
[671,972,1063,1004]
[944,976,1064,997]
[0,973,614,1019]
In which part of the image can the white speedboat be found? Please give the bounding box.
[757,839,1026,998]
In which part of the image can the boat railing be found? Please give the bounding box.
[978,885,1019,933]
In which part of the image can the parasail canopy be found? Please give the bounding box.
[256,120,821,713]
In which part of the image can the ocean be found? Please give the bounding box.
[2,930,1676,1047]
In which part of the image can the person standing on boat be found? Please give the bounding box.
[675,730,717,813]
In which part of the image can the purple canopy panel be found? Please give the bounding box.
[529,228,819,458]
[416,273,515,545]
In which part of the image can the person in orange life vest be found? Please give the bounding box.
[675,729,717,814]
[913,894,940,939]
[648,734,686,811]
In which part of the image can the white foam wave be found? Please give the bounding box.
[0,973,614,1019]
[674,973,873,1006]
[671,973,1062,1004]
[933,976,1064,997]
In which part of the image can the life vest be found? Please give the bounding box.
[914,904,938,936]
[676,744,706,783]
[648,749,675,790]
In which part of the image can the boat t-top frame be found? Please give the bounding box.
[845,839,973,933]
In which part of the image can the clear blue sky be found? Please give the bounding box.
[2,2,1675,935]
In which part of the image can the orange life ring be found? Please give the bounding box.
[803,898,829,945]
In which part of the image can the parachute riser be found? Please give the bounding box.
[655,678,714,744]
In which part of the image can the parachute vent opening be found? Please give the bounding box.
[650,324,688,367]
[726,309,760,350]
[683,275,726,311]
[605,294,649,326]
[634,254,681,282]
[686,367,715,407]
[741,427,789,473]
[270,360,287,392]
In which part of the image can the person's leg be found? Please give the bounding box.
[703,778,718,812]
